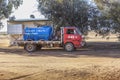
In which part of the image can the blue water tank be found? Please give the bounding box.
[23,26,53,41]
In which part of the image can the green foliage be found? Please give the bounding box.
[37,0,90,34]
[94,0,120,33]
[0,0,23,19]
[37,0,120,36]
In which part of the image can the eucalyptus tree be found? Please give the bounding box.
[37,0,91,34]
[0,0,23,29]
[94,0,120,33]
[0,0,23,19]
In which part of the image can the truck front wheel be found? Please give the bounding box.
[64,43,75,52]
[24,44,37,52]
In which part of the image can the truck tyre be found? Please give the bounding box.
[24,44,37,52]
[64,43,74,52]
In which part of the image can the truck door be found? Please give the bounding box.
[64,28,82,48]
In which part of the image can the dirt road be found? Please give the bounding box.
[0,37,120,80]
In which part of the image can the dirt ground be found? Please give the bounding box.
[0,36,120,80]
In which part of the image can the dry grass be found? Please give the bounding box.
[40,66,120,80]
[2,65,119,80]
[86,31,119,42]
[0,35,120,80]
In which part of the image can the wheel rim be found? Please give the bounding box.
[28,45,32,50]
[26,44,35,52]
[66,45,72,50]
[65,43,74,51]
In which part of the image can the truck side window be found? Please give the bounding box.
[67,29,74,34]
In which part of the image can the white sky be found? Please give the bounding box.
[11,0,45,19]
[0,0,45,32]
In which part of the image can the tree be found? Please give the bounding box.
[0,0,23,19]
[0,0,22,30]
[37,0,90,34]
[93,0,120,33]
[37,0,115,36]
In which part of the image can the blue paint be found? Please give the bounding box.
[23,26,53,41]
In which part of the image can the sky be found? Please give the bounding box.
[10,0,45,19]
[0,0,44,32]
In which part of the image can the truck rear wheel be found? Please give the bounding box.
[24,44,37,52]
[64,43,74,52]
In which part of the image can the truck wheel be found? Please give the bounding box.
[64,43,74,52]
[24,44,37,52]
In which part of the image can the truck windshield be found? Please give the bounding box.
[76,28,82,35]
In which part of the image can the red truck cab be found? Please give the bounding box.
[62,27,83,51]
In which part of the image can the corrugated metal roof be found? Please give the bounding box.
[8,18,51,22]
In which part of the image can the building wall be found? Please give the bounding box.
[8,21,52,27]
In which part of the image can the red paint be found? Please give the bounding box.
[63,27,82,48]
